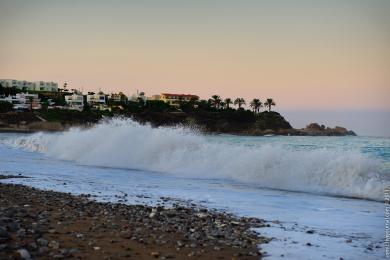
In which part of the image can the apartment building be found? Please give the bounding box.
[0,79,58,92]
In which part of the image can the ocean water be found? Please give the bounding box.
[0,118,388,259]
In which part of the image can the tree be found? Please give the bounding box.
[83,102,91,112]
[177,95,184,107]
[188,96,199,110]
[41,100,49,112]
[28,96,34,111]
[211,95,222,109]
[264,98,276,112]
[145,100,171,112]
[118,92,127,101]
[250,99,262,114]
[0,101,13,113]
[224,98,232,109]
[234,98,245,109]
[197,99,212,111]
[189,96,199,103]
[63,83,69,92]
[137,97,145,106]
[0,85,21,96]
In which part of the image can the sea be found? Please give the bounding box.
[0,118,388,259]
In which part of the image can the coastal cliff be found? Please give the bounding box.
[0,111,356,136]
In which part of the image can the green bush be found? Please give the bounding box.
[145,100,171,112]
[0,86,21,96]
[0,101,13,113]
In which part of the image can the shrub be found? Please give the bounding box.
[0,101,13,113]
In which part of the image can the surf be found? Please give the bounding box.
[7,118,388,201]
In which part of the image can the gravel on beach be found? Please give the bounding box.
[0,176,269,259]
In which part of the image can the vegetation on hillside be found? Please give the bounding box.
[37,109,108,124]
[0,101,13,113]
[0,85,22,96]
[1,84,292,134]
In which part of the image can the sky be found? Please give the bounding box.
[0,0,389,136]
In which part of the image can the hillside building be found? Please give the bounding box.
[0,79,58,92]
[160,93,199,107]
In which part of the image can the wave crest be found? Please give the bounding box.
[8,118,388,201]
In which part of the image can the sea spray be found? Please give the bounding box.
[7,118,388,201]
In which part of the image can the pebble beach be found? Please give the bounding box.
[0,175,268,259]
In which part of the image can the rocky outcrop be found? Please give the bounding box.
[295,123,357,136]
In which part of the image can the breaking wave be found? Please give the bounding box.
[7,118,389,201]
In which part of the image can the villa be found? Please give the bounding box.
[86,93,106,105]
[160,93,199,107]
[0,93,41,110]
[64,93,84,111]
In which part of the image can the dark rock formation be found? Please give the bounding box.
[295,123,357,136]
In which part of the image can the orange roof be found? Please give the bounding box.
[161,93,199,98]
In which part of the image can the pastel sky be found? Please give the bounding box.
[1,0,389,135]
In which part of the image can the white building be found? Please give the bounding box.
[86,93,106,104]
[0,79,58,92]
[64,94,84,110]
[0,93,41,110]
[33,81,58,92]
[147,94,161,101]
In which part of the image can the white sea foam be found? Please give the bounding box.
[7,118,388,201]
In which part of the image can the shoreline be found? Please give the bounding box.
[0,176,268,259]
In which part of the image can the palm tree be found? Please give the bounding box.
[250,99,262,114]
[234,98,245,109]
[219,101,226,110]
[211,95,222,109]
[224,98,232,109]
[264,98,276,112]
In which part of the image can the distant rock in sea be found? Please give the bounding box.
[298,123,357,136]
